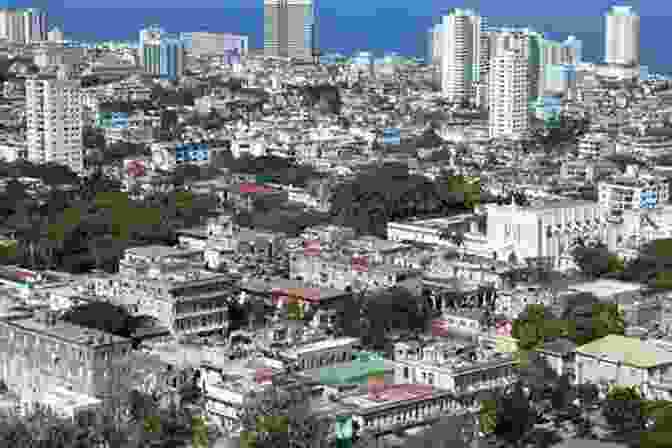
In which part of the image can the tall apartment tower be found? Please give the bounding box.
[0,8,47,43]
[159,36,185,80]
[440,8,483,104]
[488,50,529,139]
[26,70,84,173]
[139,25,164,67]
[264,0,317,60]
[605,6,640,66]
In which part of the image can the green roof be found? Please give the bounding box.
[576,335,672,368]
[317,359,392,386]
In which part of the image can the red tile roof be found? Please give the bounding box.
[237,183,274,194]
[367,384,435,402]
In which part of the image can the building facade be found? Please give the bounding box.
[598,175,670,212]
[181,32,248,60]
[440,8,483,103]
[0,8,47,43]
[159,36,185,80]
[0,312,134,412]
[264,0,317,60]
[605,6,640,66]
[26,72,84,173]
[488,49,529,139]
[485,200,605,268]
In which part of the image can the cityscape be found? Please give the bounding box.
[0,1,670,448]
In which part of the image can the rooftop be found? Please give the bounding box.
[8,317,130,347]
[576,334,672,368]
[568,279,643,299]
[233,183,276,194]
[124,245,202,261]
[241,277,349,302]
[281,337,359,359]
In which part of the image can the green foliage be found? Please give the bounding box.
[493,382,537,444]
[577,382,600,407]
[62,302,142,339]
[191,416,209,448]
[511,304,567,350]
[571,243,618,278]
[602,385,646,434]
[479,398,498,435]
[608,255,625,273]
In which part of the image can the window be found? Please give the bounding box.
[403,367,409,379]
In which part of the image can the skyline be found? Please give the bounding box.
[2,2,670,73]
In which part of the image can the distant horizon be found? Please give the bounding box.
[18,5,672,75]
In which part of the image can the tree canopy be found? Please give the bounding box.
[511,304,567,351]
[602,386,647,435]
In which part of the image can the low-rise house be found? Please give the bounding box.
[574,334,672,400]
[393,339,518,398]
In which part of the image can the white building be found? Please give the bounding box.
[440,8,483,103]
[605,6,640,66]
[488,50,529,139]
[26,71,84,173]
[485,199,605,269]
[47,27,63,43]
[0,8,47,43]
[598,174,670,212]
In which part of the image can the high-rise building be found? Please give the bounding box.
[180,32,248,63]
[605,5,640,66]
[0,8,47,43]
[488,50,529,139]
[139,25,164,67]
[264,0,317,60]
[427,23,444,65]
[26,70,84,173]
[440,8,484,104]
[159,36,185,80]
[47,26,64,43]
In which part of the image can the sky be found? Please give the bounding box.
[5,0,671,73]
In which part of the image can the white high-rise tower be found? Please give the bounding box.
[605,6,640,66]
[440,8,483,104]
[26,70,83,173]
[488,50,529,139]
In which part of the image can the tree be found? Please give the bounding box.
[602,386,646,435]
[551,373,575,412]
[640,401,672,448]
[238,383,332,448]
[563,300,625,346]
[516,351,559,403]
[493,382,538,447]
[571,243,614,278]
[577,382,600,408]
[511,304,567,351]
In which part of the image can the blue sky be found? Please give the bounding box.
[18,0,652,17]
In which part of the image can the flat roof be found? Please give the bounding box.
[282,337,359,359]
[40,386,102,413]
[6,317,130,347]
[241,277,349,302]
[233,183,275,194]
[576,334,672,368]
[125,245,202,260]
[389,214,475,231]
[340,384,453,413]
[569,279,643,299]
